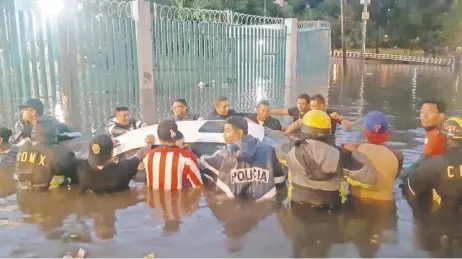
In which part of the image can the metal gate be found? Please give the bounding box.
[151,4,287,117]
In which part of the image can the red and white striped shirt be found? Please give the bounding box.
[143,147,203,190]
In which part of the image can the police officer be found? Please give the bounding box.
[15,118,78,190]
[10,99,76,145]
[404,117,462,209]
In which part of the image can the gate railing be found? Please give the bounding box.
[0,0,330,128]
[151,4,287,117]
[296,20,331,97]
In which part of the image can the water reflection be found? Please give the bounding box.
[412,207,462,257]
[277,198,398,258]
[277,202,340,257]
[0,62,461,256]
[207,192,284,253]
[146,188,201,235]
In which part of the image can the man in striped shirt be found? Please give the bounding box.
[143,119,202,190]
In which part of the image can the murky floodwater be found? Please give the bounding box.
[1,61,462,257]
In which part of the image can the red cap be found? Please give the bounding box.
[362,128,389,145]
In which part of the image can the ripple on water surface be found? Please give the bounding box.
[1,63,462,257]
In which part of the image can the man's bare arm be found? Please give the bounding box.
[340,118,353,129]
[270,109,289,116]
[285,119,302,134]
[329,112,353,130]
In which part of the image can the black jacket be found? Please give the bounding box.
[15,141,78,190]
[403,146,462,208]
[10,115,77,145]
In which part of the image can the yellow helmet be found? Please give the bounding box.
[441,117,462,139]
[301,110,331,138]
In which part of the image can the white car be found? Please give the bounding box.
[113,120,289,158]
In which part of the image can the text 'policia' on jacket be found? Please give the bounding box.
[199,135,286,200]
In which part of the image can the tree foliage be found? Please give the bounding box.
[156,0,462,54]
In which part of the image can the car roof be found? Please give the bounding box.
[112,120,266,157]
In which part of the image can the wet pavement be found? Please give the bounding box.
[1,61,462,257]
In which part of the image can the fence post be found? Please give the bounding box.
[284,18,298,110]
[132,0,157,124]
[56,1,81,129]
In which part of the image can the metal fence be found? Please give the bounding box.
[296,21,331,97]
[0,0,330,131]
[0,0,139,130]
[151,4,287,117]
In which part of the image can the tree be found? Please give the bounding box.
[155,0,462,55]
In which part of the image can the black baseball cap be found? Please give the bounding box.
[226,116,248,135]
[88,134,114,168]
[157,119,183,142]
[19,99,44,115]
[0,127,12,142]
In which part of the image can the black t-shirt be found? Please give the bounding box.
[77,156,140,194]
[288,107,341,133]
[405,147,462,208]
[326,108,341,136]
[287,107,306,122]
[246,114,282,131]
[325,108,342,146]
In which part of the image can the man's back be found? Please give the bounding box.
[16,141,77,189]
[405,147,462,207]
[350,143,399,201]
[77,156,140,194]
[143,146,202,191]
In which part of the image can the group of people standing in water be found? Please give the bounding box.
[0,94,461,214]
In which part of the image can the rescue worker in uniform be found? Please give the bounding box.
[10,99,77,145]
[199,116,286,200]
[276,110,377,209]
[106,106,148,137]
[15,118,78,190]
[403,117,462,209]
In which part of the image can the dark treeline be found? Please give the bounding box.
[151,0,462,57]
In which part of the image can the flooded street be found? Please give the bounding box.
[1,61,462,257]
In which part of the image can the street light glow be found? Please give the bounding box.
[38,0,64,17]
